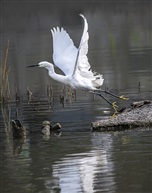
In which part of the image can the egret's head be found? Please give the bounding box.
[38,61,52,68]
[38,61,55,73]
[27,61,54,72]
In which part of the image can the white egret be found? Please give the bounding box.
[28,14,128,114]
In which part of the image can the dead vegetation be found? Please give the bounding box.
[0,40,11,102]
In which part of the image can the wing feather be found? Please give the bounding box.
[73,14,103,87]
[73,14,91,75]
[51,14,103,88]
[51,27,78,75]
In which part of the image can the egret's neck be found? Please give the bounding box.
[45,65,55,73]
[42,62,68,84]
[48,70,67,84]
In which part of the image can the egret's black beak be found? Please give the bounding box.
[27,64,39,68]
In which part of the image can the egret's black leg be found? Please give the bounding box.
[91,91,119,116]
[97,89,129,100]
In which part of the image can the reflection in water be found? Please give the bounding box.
[12,138,26,155]
[45,134,115,193]
[51,150,111,193]
[1,103,13,155]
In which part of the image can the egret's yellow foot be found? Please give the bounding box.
[112,102,119,111]
[119,95,129,100]
[111,102,119,118]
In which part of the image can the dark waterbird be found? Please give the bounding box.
[12,119,26,139]
[41,120,61,136]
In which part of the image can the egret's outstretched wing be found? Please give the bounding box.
[73,14,103,87]
[73,14,90,75]
[51,27,78,75]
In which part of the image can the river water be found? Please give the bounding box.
[1,1,152,193]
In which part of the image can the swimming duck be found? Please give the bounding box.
[12,119,26,138]
[41,120,61,135]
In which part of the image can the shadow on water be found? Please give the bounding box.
[0,1,152,193]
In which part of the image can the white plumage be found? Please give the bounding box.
[38,14,104,90]
[28,14,128,115]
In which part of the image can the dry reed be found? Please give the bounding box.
[0,40,11,102]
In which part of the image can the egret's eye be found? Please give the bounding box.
[39,63,43,67]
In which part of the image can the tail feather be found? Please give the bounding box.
[79,68,104,88]
[92,75,104,87]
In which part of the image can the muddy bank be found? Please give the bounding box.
[91,100,152,131]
